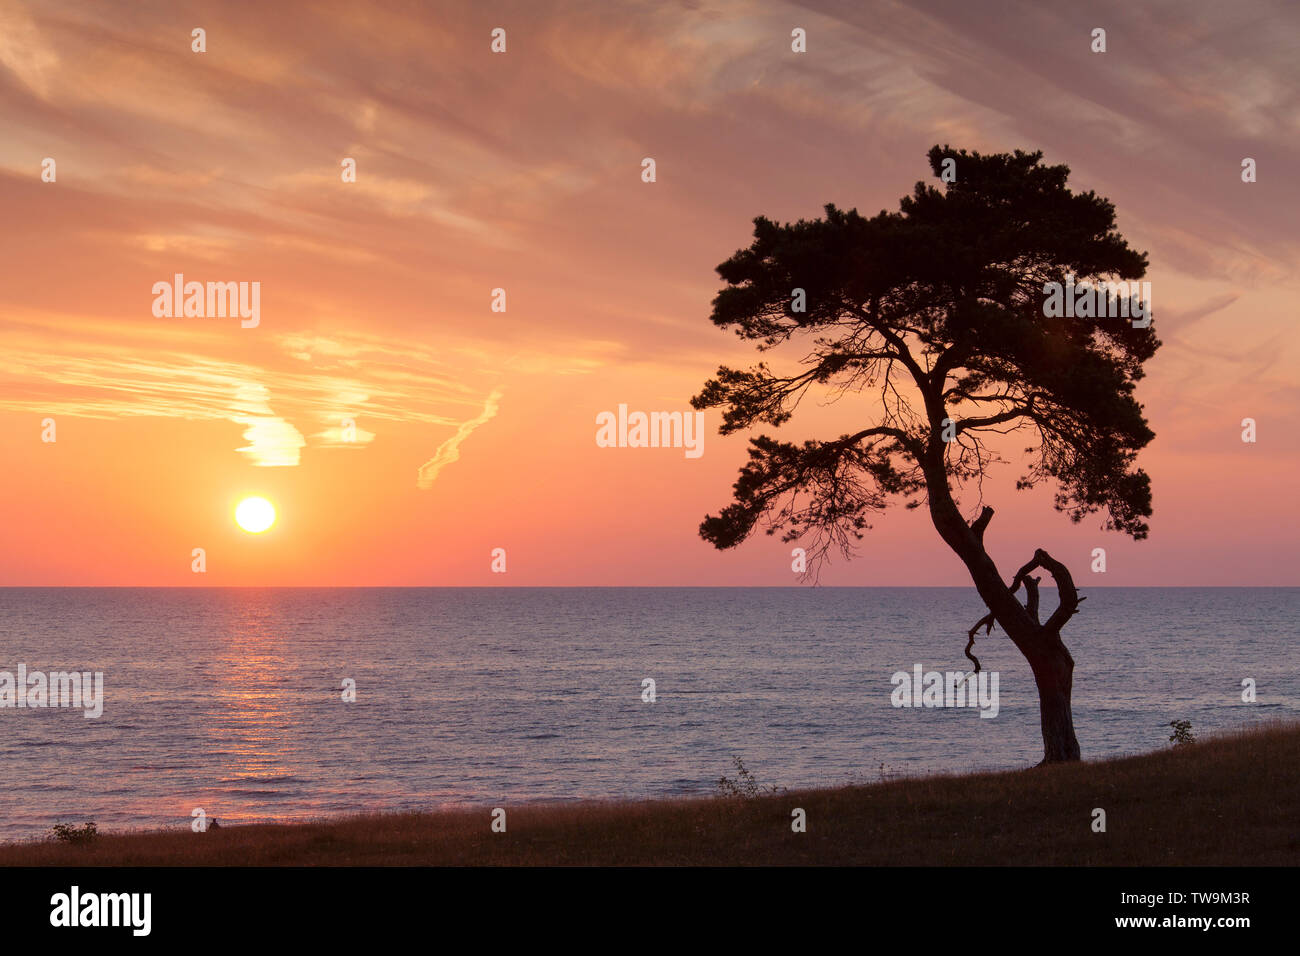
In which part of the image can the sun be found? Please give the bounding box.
[235,496,276,534]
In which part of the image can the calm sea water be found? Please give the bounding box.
[0,587,1295,842]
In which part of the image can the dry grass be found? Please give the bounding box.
[4,721,1297,866]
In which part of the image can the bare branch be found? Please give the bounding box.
[964,613,995,673]
[1023,575,1040,624]
[962,549,1071,657]
[1032,548,1085,632]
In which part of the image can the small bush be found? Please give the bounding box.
[50,821,98,845]
[1168,720,1196,746]
[716,757,780,799]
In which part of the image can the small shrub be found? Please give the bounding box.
[716,757,780,798]
[1168,720,1196,746]
[50,821,98,845]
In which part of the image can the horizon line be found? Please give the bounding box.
[2,584,1297,590]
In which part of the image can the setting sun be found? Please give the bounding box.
[235,496,276,534]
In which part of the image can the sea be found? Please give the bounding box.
[0,587,1295,843]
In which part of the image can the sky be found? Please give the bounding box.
[1,0,1297,586]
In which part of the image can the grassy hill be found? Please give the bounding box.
[4,721,1296,866]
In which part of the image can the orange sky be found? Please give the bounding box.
[2,0,1297,585]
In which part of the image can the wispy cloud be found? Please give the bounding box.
[0,0,58,99]
[0,319,491,465]
[416,389,503,490]
[231,382,305,466]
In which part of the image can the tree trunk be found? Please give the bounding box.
[1026,634,1080,763]
[920,465,1083,764]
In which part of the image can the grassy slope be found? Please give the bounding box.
[4,722,1297,866]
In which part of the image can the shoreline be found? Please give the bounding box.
[3,721,1296,866]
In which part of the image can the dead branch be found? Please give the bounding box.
[1023,574,1040,624]
[962,542,1083,664]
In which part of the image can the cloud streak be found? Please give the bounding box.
[417,389,503,490]
[0,320,492,465]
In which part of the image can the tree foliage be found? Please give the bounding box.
[693,146,1159,570]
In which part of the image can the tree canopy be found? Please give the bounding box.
[692,145,1160,569]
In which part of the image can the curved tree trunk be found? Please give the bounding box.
[923,469,1085,764]
[1026,633,1080,763]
